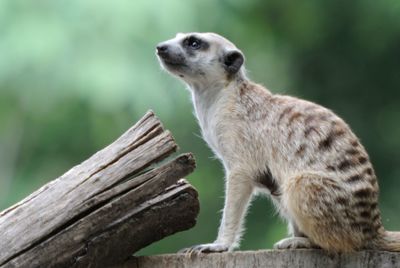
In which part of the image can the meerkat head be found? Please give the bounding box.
[156,32,245,88]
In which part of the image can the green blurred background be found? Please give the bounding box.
[1,0,399,255]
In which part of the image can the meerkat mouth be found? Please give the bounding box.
[156,51,186,67]
[159,57,189,73]
[162,59,186,67]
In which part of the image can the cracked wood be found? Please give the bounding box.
[0,111,199,268]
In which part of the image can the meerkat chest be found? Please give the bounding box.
[198,105,225,154]
[192,91,232,158]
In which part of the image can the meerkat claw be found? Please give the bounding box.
[274,237,317,250]
[179,243,229,255]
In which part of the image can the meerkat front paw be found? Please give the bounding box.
[274,237,318,250]
[179,243,230,254]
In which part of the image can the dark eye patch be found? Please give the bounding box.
[183,36,209,51]
[187,36,201,49]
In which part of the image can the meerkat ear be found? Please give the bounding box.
[223,50,244,74]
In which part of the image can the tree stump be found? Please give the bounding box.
[0,111,199,268]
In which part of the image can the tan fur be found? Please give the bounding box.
[156,32,400,253]
[379,231,400,251]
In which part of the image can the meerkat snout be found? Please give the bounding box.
[156,42,186,69]
[156,32,245,86]
[155,44,169,57]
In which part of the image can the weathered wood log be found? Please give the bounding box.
[122,249,400,268]
[0,111,199,268]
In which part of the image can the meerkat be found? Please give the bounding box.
[156,32,400,253]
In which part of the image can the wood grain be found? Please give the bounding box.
[0,111,199,268]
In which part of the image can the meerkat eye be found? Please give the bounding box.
[186,37,202,50]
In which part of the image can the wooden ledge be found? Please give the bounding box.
[121,249,400,268]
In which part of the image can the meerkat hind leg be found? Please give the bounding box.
[282,173,366,252]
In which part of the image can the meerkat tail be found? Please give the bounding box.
[377,231,400,251]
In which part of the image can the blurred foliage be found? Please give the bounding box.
[0,0,399,255]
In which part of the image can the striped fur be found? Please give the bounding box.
[157,32,400,253]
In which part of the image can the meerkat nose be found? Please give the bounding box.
[156,44,169,57]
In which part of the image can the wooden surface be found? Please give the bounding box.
[0,111,199,268]
[122,249,400,268]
